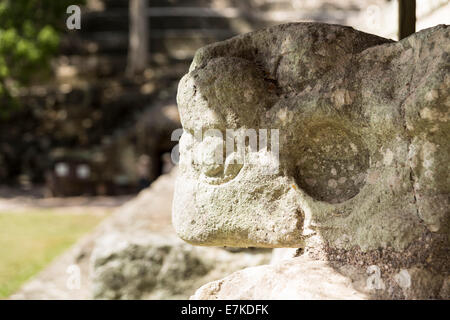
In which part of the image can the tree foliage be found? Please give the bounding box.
[0,0,84,117]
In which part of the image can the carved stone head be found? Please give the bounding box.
[172,23,449,292]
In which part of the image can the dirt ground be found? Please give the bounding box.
[0,185,132,213]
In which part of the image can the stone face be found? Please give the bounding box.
[174,23,449,298]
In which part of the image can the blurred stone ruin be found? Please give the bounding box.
[10,169,272,299]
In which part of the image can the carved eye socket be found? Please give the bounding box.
[293,122,369,204]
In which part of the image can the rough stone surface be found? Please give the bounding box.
[91,233,270,299]
[174,23,449,299]
[191,256,368,300]
[10,170,176,300]
[192,256,450,300]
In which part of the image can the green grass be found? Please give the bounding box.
[0,209,107,299]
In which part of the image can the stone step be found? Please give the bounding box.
[20,78,178,145]
[80,5,303,32]
[62,30,237,57]
[80,11,256,33]
[55,54,190,78]
[100,0,296,10]
[56,54,126,78]
[101,0,219,9]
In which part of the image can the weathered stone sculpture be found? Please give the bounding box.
[173,23,449,298]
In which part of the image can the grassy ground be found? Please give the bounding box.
[0,209,108,299]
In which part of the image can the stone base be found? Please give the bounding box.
[191,256,367,300]
[191,254,450,300]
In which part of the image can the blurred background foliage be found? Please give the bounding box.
[0,0,85,118]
